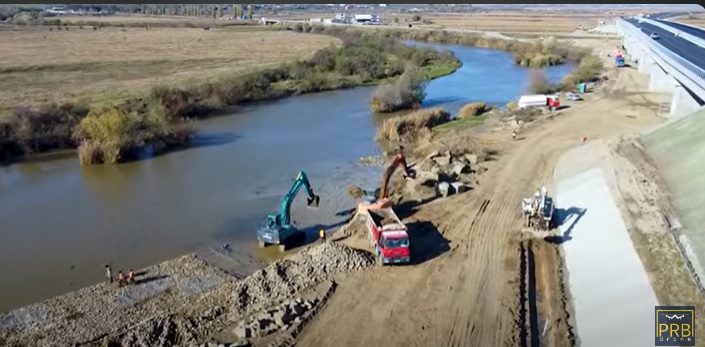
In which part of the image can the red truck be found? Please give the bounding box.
[364,207,411,265]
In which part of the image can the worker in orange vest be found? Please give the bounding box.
[319,229,326,243]
[117,270,125,287]
[128,269,135,285]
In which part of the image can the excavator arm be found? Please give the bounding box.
[276,171,320,227]
[377,152,415,200]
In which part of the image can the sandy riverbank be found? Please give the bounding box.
[0,242,375,347]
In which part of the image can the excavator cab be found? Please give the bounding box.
[258,171,320,251]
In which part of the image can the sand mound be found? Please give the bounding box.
[234,243,375,314]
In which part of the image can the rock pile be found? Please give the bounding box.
[233,298,317,339]
[234,243,375,314]
[409,150,479,197]
[192,341,249,347]
[115,314,201,347]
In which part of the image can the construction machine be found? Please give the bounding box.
[521,186,555,236]
[257,171,320,251]
[348,147,415,217]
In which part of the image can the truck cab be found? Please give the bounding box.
[365,208,412,265]
[376,230,411,264]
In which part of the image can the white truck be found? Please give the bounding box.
[517,94,560,111]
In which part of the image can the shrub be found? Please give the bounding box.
[376,107,450,142]
[526,69,558,94]
[459,102,491,118]
[73,104,194,164]
[562,55,603,87]
[370,67,428,113]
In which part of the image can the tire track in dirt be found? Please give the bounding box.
[438,136,546,347]
[296,66,661,347]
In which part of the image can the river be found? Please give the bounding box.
[0,43,573,313]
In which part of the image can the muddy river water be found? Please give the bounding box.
[0,43,573,313]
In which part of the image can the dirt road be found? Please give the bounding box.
[296,52,666,346]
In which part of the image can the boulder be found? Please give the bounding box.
[291,303,305,316]
[433,155,451,167]
[437,182,451,197]
[415,171,440,184]
[233,326,253,339]
[425,150,440,160]
[464,153,478,165]
[450,182,467,194]
[272,310,286,326]
[451,162,470,176]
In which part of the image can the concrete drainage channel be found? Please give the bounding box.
[518,240,541,347]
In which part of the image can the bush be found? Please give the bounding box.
[562,55,603,87]
[376,107,450,142]
[370,67,428,113]
[459,102,491,118]
[73,104,194,164]
[526,69,558,94]
[0,103,88,160]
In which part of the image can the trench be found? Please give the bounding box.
[0,42,574,313]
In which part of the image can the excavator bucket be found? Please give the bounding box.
[307,195,320,209]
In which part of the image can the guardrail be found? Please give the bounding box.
[617,18,705,87]
[641,18,705,49]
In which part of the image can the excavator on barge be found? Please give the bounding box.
[257,171,320,252]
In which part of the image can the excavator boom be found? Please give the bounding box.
[278,171,320,227]
[378,153,414,200]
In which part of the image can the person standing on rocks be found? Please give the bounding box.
[117,270,125,287]
[127,269,135,285]
[319,229,326,243]
[105,264,113,284]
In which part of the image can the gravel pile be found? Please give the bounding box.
[234,243,374,314]
[115,315,200,347]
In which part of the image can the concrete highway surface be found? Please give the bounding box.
[625,18,705,71]
[657,19,705,40]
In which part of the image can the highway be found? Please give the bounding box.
[625,18,705,71]
[656,19,705,40]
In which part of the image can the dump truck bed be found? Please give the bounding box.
[366,207,405,231]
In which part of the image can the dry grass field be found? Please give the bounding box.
[0,25,338,110]
[386,12,606,33]
[58,14,219,25]
[673,13,705,28]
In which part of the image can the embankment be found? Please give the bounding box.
[640,107,705,278]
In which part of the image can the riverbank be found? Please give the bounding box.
[0,27,461,164]
[0,242,376,347]
[282,23,593,68]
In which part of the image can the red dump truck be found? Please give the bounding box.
[364,207,411,265]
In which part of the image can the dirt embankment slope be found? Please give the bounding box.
[295,41,672,347]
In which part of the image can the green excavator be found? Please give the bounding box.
[257,171,320,251]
